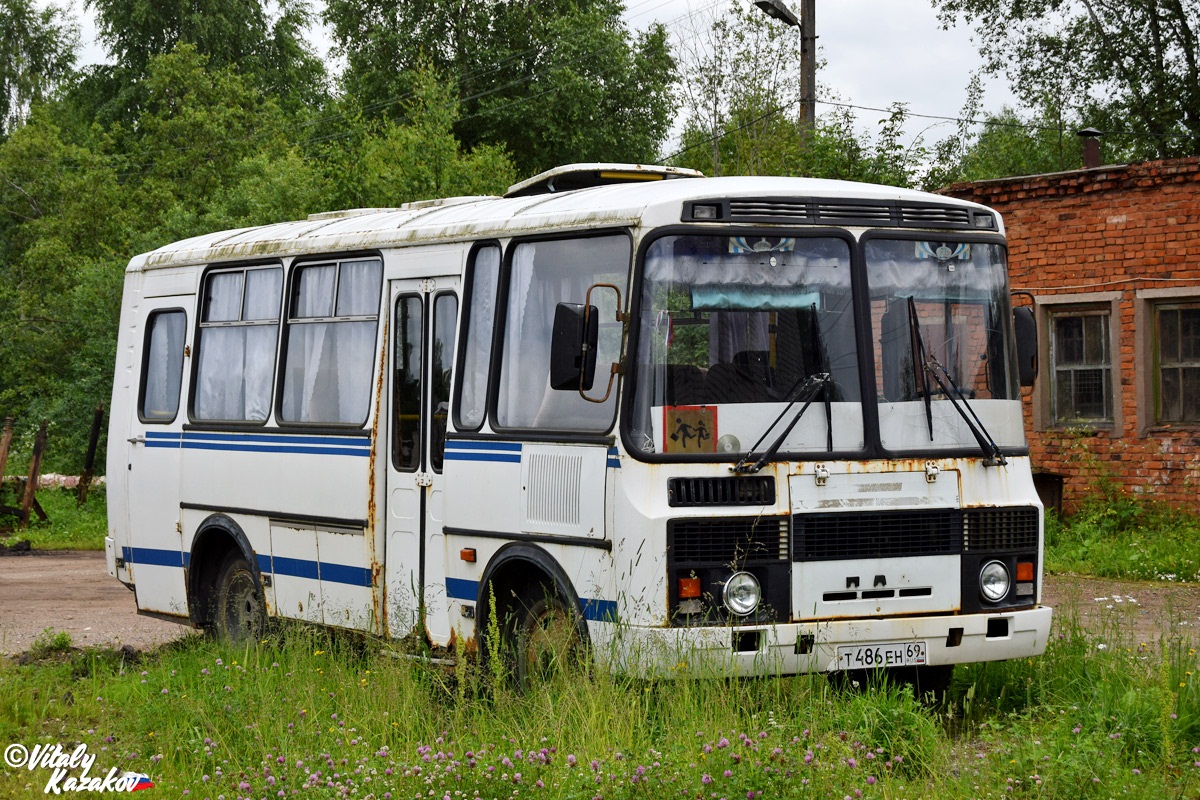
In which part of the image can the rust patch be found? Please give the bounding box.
[368,317,389,636]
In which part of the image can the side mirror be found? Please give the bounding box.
[1013,306,1037,387]
[550,302,599,391]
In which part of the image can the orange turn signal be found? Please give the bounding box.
[1016,561,1034,581]
[678,576,701,599]
[460,548,477,563]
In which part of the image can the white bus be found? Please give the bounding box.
[107,163,1051,686]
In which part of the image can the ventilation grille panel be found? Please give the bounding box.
[704,198,990,230]
[668,476,775,507]
[525,453,582,526]
[963,507,1039,552]
[669,517,789,565]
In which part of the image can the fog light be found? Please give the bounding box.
[979,560,1011,603]
[722,571,760,616]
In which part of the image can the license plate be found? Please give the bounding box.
[836,641,927,669]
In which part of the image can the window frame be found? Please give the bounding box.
[1032,291,1122,433]
[188,262,284,425]
[430,290,459,473]
[452,241,503,433]
[488,229,633,437]
[1048,305,1114,426]
[138,308,188,424]
[277,253,385,428]
[1153,300,1200,425]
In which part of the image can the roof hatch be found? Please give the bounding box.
[504,162,704,198]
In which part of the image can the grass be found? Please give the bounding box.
[2,491,1198,797]
[0,486,107,551]
[0,612,1196,799]
[1045,493,1200,582]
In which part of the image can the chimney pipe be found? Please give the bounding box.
[1077,127,1103,169]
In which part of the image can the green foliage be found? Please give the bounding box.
[323,0,676,175]
[2,486,108,550]
[932,0,1200,160]
[26,627,73,660]
[0,0,77,136]
[671,2,921,186]
[1045,496,1200,582]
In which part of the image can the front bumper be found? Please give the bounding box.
[589,605,1052,677]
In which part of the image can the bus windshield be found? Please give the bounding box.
[866,237,1024,453]
[628,233,863,457]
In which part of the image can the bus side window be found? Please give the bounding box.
[281,258,383,426]
[139,310,187,423]
[193,266,282,422]
[431,293,458,472]
[455,245,500,431]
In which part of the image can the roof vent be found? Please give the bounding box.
[505,163,704,198]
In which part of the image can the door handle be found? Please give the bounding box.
[127,436,146,445]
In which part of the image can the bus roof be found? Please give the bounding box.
[130,171,1000,272]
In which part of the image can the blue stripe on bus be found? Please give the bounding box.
[443,451,522,463]
[144,430,369,457]
[607,447,621,469]
[122,546,186,568]
[445,441,522,451]
[178,441,370,457]
[446,577,478,601]
[445,578,618,622]
[121,547,370,587]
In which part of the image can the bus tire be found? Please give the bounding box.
[512,585,585,690]
[211,550,267,643]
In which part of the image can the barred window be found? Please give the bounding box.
[1050,309,1111,424]
[1156,303,1200,424]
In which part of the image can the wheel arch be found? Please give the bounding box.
[187,514,264,628]
[475,542,591,658]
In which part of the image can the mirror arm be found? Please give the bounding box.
[579,282,625,403]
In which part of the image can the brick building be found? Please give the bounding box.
[942,156,1200,511]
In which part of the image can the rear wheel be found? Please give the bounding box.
[211,551,266,643]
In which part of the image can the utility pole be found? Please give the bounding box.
[753,0,816,142]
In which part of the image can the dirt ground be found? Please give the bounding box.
[1,550,1199,657]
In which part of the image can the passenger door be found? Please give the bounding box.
[385,278,459,643]
[124,297,192,615]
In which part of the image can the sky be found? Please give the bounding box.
[76,0,1017,151]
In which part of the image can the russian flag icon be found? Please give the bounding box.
[124,773,155,791]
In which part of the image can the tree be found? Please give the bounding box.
[0,0,77,136]
[79,0,326,124]
[323,0,676,175]
[670,2,921,187]
[931,0,1200,159]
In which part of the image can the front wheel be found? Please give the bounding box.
[512,587,587,690]
[211,551,267,643]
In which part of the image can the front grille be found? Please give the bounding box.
[964,507,1039,551]
[669,516,789,565]
[668,476,775,507]
[794,510,961,561]
[793,506,1041,561]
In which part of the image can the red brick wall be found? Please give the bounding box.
[942,158,1200,511]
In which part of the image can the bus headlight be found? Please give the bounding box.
[722,571,761,616]
[979,560,1011,603]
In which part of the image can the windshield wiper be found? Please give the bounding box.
[905,296,1007,467]
[731,372,831,474]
